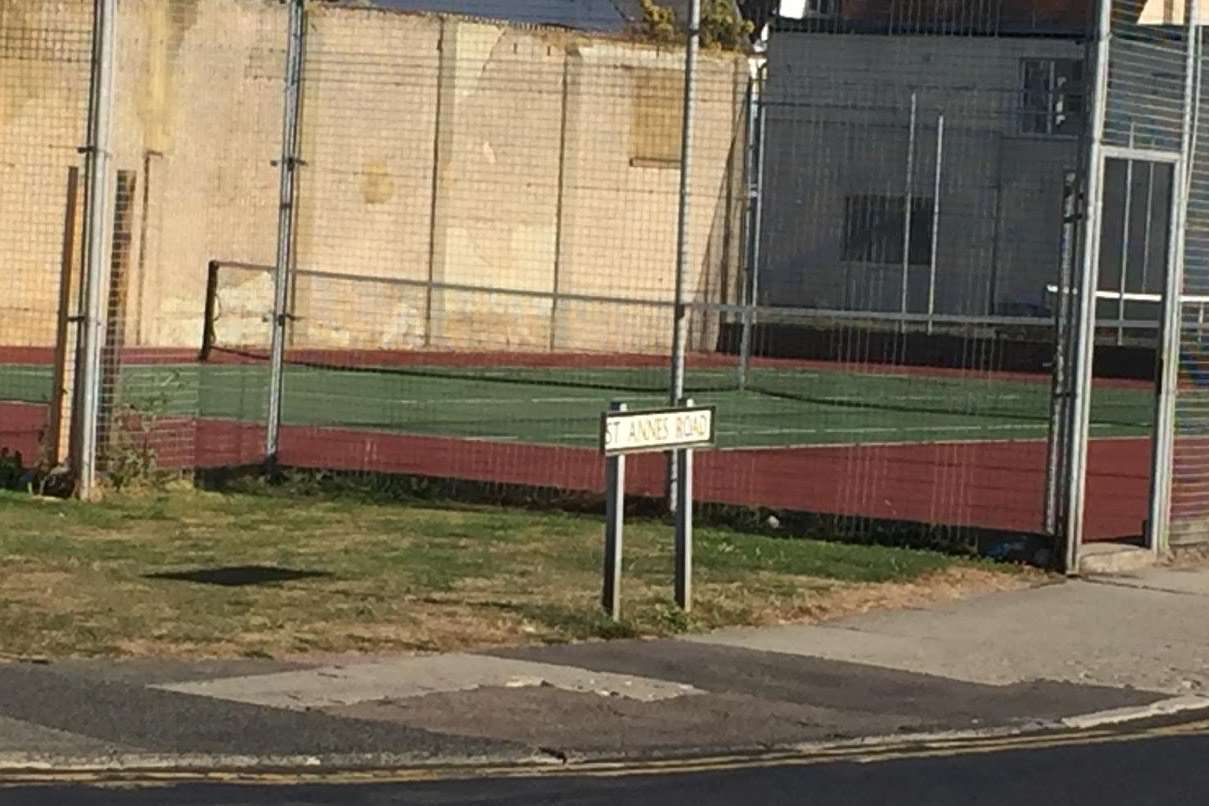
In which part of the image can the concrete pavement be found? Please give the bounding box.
[692,566,1209,694]
[0,565,1206,771]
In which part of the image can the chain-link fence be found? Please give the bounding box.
[1170,4,1209,546]
[94,0,287,481]
[1078,0,1198,564]
[0,0,94,477]
[192,5,748,498]
[12,0,1209,566]
[731,7,1083,552]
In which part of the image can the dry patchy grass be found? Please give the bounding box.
[0,489,1040,659]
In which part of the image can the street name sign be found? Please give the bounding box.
[600,405,716,456]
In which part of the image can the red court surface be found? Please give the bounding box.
[0,401,1148,541]
[1,403,44,464]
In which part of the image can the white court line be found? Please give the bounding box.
[532,396,607,403]
[335,396,608,407]
[816,394,1026,403]
[716,434,1150,452]
[822,426,898,434]
[726,428,821,436]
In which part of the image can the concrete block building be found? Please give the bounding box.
[755,0,1179,323]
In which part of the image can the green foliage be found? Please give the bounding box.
[639,0,754,50]
[699,0,754,49]
[104,370,185,491]
[639,0,677,42]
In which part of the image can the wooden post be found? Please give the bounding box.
[48,167,82,466]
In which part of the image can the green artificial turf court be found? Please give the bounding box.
[0,358,1155,451]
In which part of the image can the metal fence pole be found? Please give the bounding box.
[900,92,918,334]
[750,68,767,371]
[738,65,766,391]
[1060,0,1112,573]
[1141,162,1156,292]
[74,0,118,498]
[1045,170,1079,535]
[548,56,571,351]
[1146,0,1199,557]
[927,112,944,335]
[1117,127,1136,346]
[737,75,757,390]
[266,0,306,463]
[668,0,701,510]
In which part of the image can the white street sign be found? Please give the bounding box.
[600,405,715,456]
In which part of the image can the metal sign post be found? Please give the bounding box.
[674,412,693,611]
[600,401,715,620]
[602,402,627,620]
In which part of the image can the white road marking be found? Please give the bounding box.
[156,655,702,708]
[1061,695,1209,730]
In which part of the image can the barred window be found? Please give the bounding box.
[1021,58,1083,136]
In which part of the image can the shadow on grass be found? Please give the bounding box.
[145,565,333,587]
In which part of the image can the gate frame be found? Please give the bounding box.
[1148,0,1200,558]
[1061,0,1198,571]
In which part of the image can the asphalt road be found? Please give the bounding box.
[9,718,1209,806]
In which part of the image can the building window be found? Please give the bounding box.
[1021,58,1083,136]
[842,195,934,265]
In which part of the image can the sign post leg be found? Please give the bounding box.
[675,447,693,611]
[675,398,694,612]
[603,402,627,620]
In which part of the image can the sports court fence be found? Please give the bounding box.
[3,0,1209,570]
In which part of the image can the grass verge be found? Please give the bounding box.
[0,488,1038,658]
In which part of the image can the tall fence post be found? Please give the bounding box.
[1117,125,1136,346]
[899,91,918,336]
[668,0,701,511]
[738,64,766,391]
[926,112,944,335]
[549,55,571,351]
[1059,0,1113,573]
[74,0,118,498]
[1045,169,1079,536]
[1146,0,1199,556]
[266,0,306,463]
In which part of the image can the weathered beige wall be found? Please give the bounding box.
[427,18,566,351]
[1,0,747,356]
[554,42,745,353]
[0,0,93,348]
[291,6,439,351]
[114,0,284,348]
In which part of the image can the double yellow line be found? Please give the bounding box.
[6,718,1209,790]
